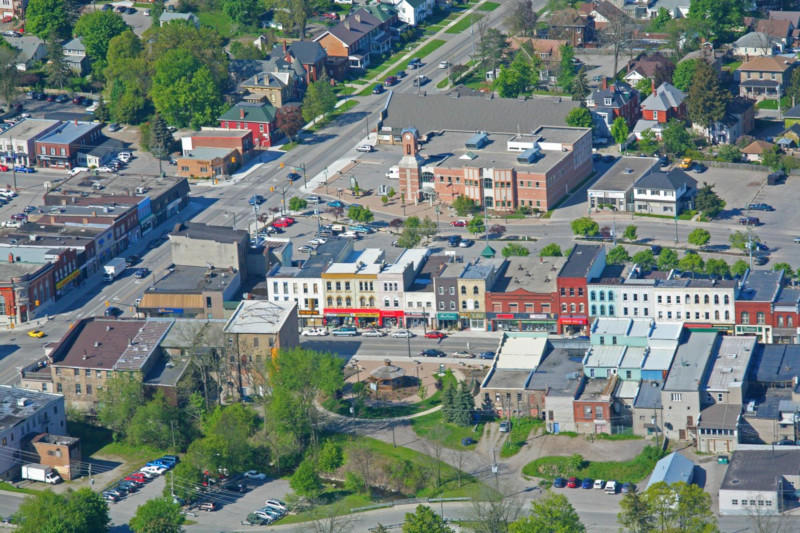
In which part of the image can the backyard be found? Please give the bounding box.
[522,445,666,484]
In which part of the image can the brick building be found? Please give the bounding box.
[180,129,254,162]
[556,244,606,334]
[218,101,278,148]
[34,121,104,169]
[176,147,241,179]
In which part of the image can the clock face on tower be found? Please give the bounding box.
[404,133,412,141]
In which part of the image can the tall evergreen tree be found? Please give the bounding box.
[44,34,71,90]
[453,381,475,427]
[571,66,590,103]
[441,381,456,423]
[149,112,173,160]
[687,60,730,130]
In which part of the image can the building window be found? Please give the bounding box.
[461,286,466,295]
[86,384,92,395]
[439,301,444,310]
[450,287,455,295]
[584,406,592,418]
[438,287,444,295]
[57,383,62,393]
[206,297,212,308]
[590,291,596,301]
[569,288,575,297]
[657,295,662,304]
[757,312,765,325]
[724,295,729,305]
[671,393,682,401]
[741,311,749,325]
[595,406,603,419]
[75,384,81,395]
[473,286,479,295]
[591,305,597,315]
[450,301,456,310]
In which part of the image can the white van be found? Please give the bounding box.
[341,230,359,238]
[386,166,399,179]
[604,480,618,494]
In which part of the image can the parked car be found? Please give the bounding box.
[391,330,413,338]
[102,491,120,502]
[553,477,567,488]
[301,328,328,336]
[581,478,593,489]
[420,349,446,357]
[739,216,760,226]
[141,464,167,475]
[748,203,774,211]
[198,502,217,512]
[243,470,267,480]
[450,220,467,227]
[451,350,472,358]
[307,195,321,204]
[448,235,462,247]
[125,255,139,266]
[384,76,397,86]
[273,218,293,228]
[479,351,495,360]
[499,420,511,432]
[362,329,385,337]
[459,239,474,248]
[424,330,446,339]
[594,479,605,489]
[372,84,385,94]
[28,330,45,338]
[461,437,475,446]
[0,165,8,172]
[356,144,374,153]
[55,94,69,103]
[332,327,358,337]
[621,482,635,494]
[297,245,314,253]
[265,499,288,511]
[13,166,34,173]
[567,477,579,488]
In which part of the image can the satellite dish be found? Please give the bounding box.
[43,181,52,191]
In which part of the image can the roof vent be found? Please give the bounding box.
[624,168,633,174]
[94,341,100,347]
[16,397,28,407]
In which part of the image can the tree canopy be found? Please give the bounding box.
[14,488,110,533]
[25,0,70,38]
[571,217,599,236]
[510,493,585,533]
[74,10,128,72]
[672,59,697,92]
[687,60,730,130]
[661,120,691,156]
[618,481,716,533]
[607,245,630,265]
[403,505,454,533]
[129,498,183,533]
[565,107,593,128]
[694,182,725,218]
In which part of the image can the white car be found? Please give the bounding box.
[3,220,21,228]
[68,167,88,177]
[593,479,605,490]
[265,499,287,511]
[391,330,413,338]
[141,465,167,475]
[117,152,132,163]
[301,328,328,336]
[143,8,150,15]
[306,196,321,204]
[244,470,267,480]
[0,189,17,197]
[439,61,450,69]
[356,144,374,153]
[362,329,385,337]
[96,166,114,173]
[308,238,327,245]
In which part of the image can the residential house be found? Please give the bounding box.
[2,35,46,71]
[623,52,674,85]
[645,452,695,490]
[0,0,25,19]
[587,156,658,211]
[585,79,640,137]
[508,37,568,86]
[719,450,800,515]
[783,102,800,127]
[313,9,392,74]
[223,300,299,398]
[546,8,594,47]
[284,40,327,84]
[632,167,697,216]
[0,387,68,482]
[645,0,690,19]
[34,121,104,169]
[62,37,88,74]
[634,82,686,139]
[240,73,296,108]
[741,140,775,162]
[738,56,798,101]
[0,118,60,167]
[218,101,278,148]
[660,330,720,441]
[693,97,755,145]
[756,18,794,47]
[768,10,800,28]
[733,32,784,58]
[159,12,199,27]
[679,44,726,81]
[776,123,800,150]
[578,1,627,30]
[556,244,606,334]
[390,0,431,26]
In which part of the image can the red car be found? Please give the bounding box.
[450,220,466,227]
[567,477,579,488]
[0,165,8,172]
[272,217,295,228]
[425,331,446,339]
[125,473,148,483]
[322,12,337,19]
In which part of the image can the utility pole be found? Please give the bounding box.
[170,420,176,450]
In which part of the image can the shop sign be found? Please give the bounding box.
[559,316,588,325]
[298,310,318,316]
[158,308,183,314]
[437,313,459,320]
[496,314,514,319]
[459,312,485,319]
[737,325,763,333]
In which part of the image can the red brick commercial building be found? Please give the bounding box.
[34,121,104,169]
[218,101,278,148]
[735,269,800,344]
[556,244,606,334]
[181,128,254,162]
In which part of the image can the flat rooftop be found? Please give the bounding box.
[30,203,133,220]
[0,118,59,140]
[592,317,654,337]
[408,255,450,292]
[46,174,188,205]
[224,300,296,335]
[588,156,658,193]
[190,129,251,138]
[496,336,548,370]
[180,147,235,160]
[296,239,352,278]
[559,244,603,279]
[633,380,663,409]
[526,347,584,397]
[170,222,248,244]
[0,261,48,281]
[0,386,62,431]
[577,375,616,401]
[720,450,800,492]
[642,346,677,372]
[52,318,172,371]
[584,345,626,368]
[482,368,533,390]
[381,248,429,275]
[462,258,504,280]
[325,248,384,275]
[37,121,100,145]
[664,331,719,392]
[753,344,800,383]
[490,255,563,293]
[147,266,238,294]
[706,336,756,392]
[698,403,741,431]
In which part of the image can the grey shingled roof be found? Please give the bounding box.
[634,168,696,192]
[381,92,578,135]
[641,83,685,112]
[317,8,382,47]
[288,40,326,65]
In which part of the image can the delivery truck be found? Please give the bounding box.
[21,463,61,484]
[102,257,127,281]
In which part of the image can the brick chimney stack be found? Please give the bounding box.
[239,107,245,120]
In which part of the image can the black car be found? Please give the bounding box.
[421,349,446,357]
[372,84,385,95]
[396,70,406,78]
[126,7,136,13]
[287,172,301,182]
[134,268,149,279]
[650,245,662,256]
[447,235,461,247]
[125,255,139,266]
[553,477,567,488]
[104,306,122,317]
[753,255,768,266]
[692,163,707,173]
[748,203,774,211]
[101,3,112,10]
[602,155,615,163]
[223,481,249,493]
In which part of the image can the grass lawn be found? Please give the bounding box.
[722,61,742,71]
[68,420,169,464]
[0,481,35,495]
[634,212,674,220]
[196,11,236,38]
[323,372,456,419]
[677,209,697,220]
[436,78,450,89]
[281,141,300,152]
[500,417,544,458]
[522,445,665,484]
[386,39,446,77]
[477,1,501,10]
[411,410,484,449]
[445,14,481,34]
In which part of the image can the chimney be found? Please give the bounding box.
[355,14,361,23]
[282,40,287,53]
[651,78,656,95]
[602,77,607,90]
[344,20,350,30]
[74,119,78,126]
[239,107,245,120]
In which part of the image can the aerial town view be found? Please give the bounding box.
[2,0,800,531]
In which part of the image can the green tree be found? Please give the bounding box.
[611,116,630,149]
[502,243,530,257]
[467,216,485,236]
[623,225,638,241]
[565,106,593,128]
[223,0,259,24]
[540,243,562,257]
[729,230,756,251]
[94,96,110,123]
[404,216,421,230]
[672,59,697,92]
[618,490,655,533]
[717,144,741,162]
[419,216,438,240]
[74,10,128,74]
[558,43,575,92]
[649,7,672,31]
[403,505,454,533]
[635,77,653,98]
[97,375,145,441]
[505,0,539,37]
[732,259,749,277]
[687,0,743,41]
[276,105,304,142]
[290,458,322,499]
[694,182,725,218]
[318,440,344,473]
[494,61,525,98]
[129,498,183,533]
[687,60,730,131]
[662,119,691,157]
[44,36,70,90]
[705,258,730,278]
[151,0,164,21]
[678,252,705,276]
[510,493,585,533]
[788,67,800,110]
[477,27,509,73]
[348,205,374,223]
[632,249,656,270]
[762,146,782,171]
[103,31,149,124]
[14,488,111,533]
[302,74,337,123]
[571,66,590,102]
[149,112,174,160]
[151,49,224,128]
[637,129,660,156]
[0,47,20,107]
[657,248,679,271]
[773,262,795,279]
[452,195,478,216]
[607,245,630,265]
[452,380,475,427]
[126,390,191,450]
[571,216,599,236]
[687,228,711,248]
[289,196,307,211]
[441,381,456,423]
[25,0,70,38]
[626,482,717,533]
[397,228,421,248]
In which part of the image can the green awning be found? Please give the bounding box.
[481,245,496,258]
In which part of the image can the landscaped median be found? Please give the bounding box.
[522,445,666,484]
